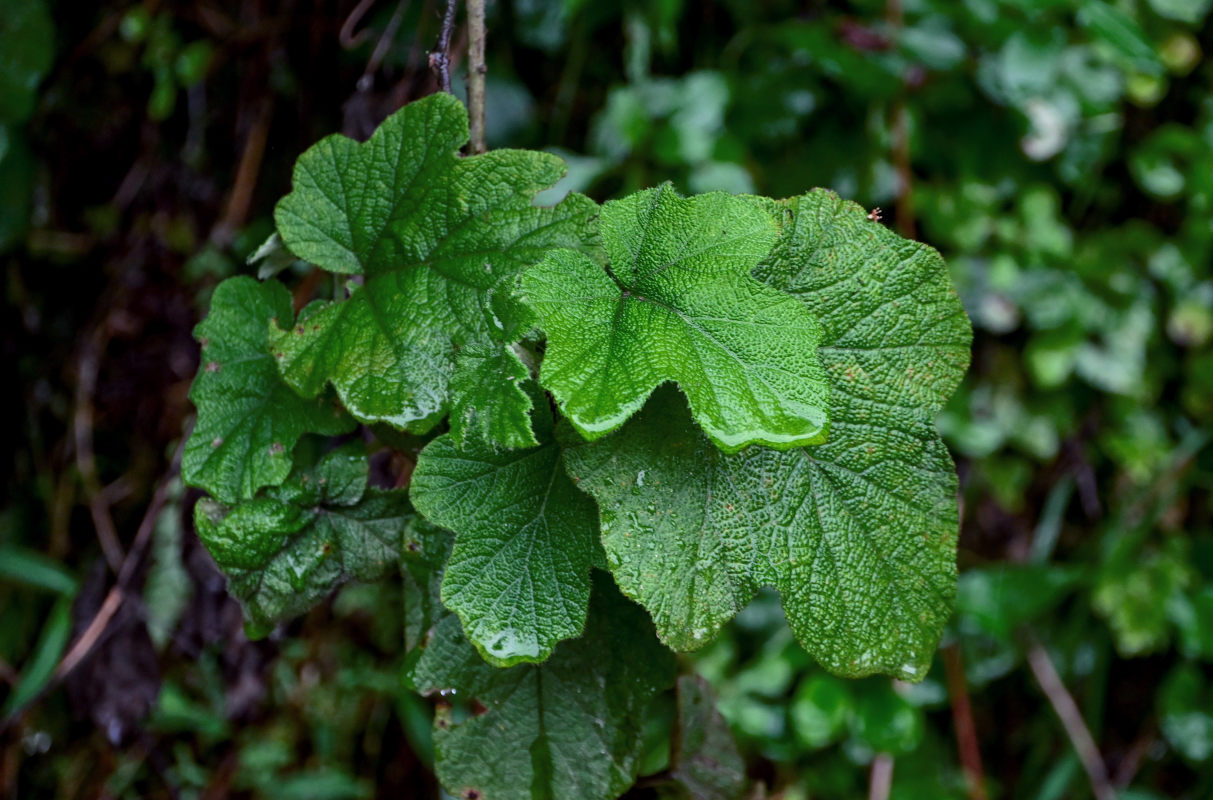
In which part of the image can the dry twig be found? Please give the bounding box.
[429,0,459,93]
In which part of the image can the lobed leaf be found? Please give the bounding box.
[564,190,971,680]
[194,442,408,633]
[270,92,598,442]
[519,183,831,452]
[184,277,355,504]
[410,399,602,665]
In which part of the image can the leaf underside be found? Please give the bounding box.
[520,183,831,452]
[564,189,972,680]
[412,571,676,800]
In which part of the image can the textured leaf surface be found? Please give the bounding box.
[412,572,676,800]
[565,190,971,679]
[194,443,408,632]
[184,277,355,504]
[411,402,600,665]
[669,675,747,800]
[519,183,830,452]
[448,343,536,450]
[270,92,597,437]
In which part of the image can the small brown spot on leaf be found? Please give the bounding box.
[464,790,481,800]
[406,540,421,552]
[205,361,220,373]
[296,326,305,334]
[269,442,285,455]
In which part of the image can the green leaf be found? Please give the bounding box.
[448,342,537,451]
[565,190,971,679]
[412,572,676,800]
[194,443,408,632]
[401,517,454,656]
[1159,662,1213,763]
[270,93,597,438]
[0,0,55,124]
[669,675,747,800]
[184,277,355,504]
[1,596,73,719]
[410,401,601,665]
[519,183,830,452]
[0,544,78,595]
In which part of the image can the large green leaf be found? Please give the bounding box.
[410,400,601,665]
[564,190,971,679]
[194,442,408,633]
[518,183,830,452]
[184,277,355,504]
[269,92,597,439]
[411,572,676,800]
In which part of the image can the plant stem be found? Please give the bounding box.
[943,644,989,800]
[868,753,894,800]
[1026,637,1117,800]
[430,0,458,93]
[466,0,487,153]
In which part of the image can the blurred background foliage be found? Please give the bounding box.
[2,0,1211,798]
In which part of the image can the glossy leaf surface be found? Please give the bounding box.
[565,190,971,679]
[270,93,597,438]
[410,401,600,665]
[519,183,830,451]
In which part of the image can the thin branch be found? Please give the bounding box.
[339,0,379,49]
[868,753,894,800]
[466,0,487,153]
[360,0,410,92]
[943,644,989,800]
[429,0,458,93]
[1025,637,1117,800]
[1,430,189,728]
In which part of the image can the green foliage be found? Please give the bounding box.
[565,190,968,678]
[180,90,968,799]
[0,0,54,125]
[10,1,1213,798]
[269,92,597,436]
[521,183,829,450]
[411,573,676,800]
[194,441,411,634]
[410,398,601,665]
[184,277,355,504]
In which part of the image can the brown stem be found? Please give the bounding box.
[943,644,989,800]
[429,0,458,93]
[1025,638,1117,800]
[466,0,486,153]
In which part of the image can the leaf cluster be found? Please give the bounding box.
[183,92,969,799]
